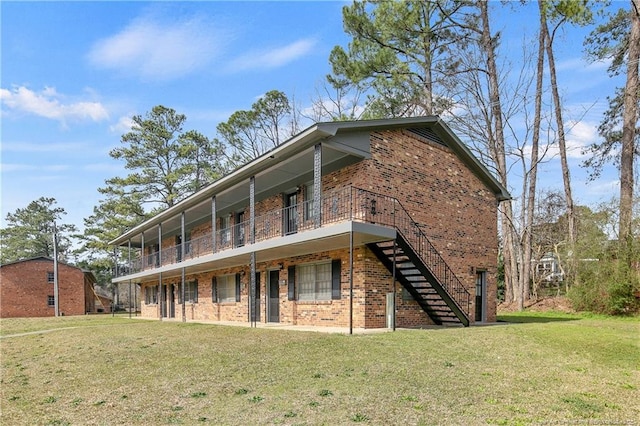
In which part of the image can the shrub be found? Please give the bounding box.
[569,255,639,315]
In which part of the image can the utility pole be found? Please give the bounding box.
[53,222,60,317]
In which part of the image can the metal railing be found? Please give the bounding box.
[352,188,471,316]
[115,186,471,314]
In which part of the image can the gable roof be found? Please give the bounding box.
[110,116,510,245]
[0,257,97,282]
[0,256,60,268]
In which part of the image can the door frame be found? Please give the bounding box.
[284,192,298,235]
[267,269,280,323]
[250,271,261,322]
[475,270,486,323]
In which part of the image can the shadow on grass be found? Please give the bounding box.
[497,314,581,324]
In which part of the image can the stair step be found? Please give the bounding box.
[367,236,469,327]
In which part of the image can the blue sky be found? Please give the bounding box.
[0,1,626,232]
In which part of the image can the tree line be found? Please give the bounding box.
[1,0,638,315]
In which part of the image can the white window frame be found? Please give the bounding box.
[145,285,158,305]
[220,215,231,245]
[297,261,331,301]
[183,280,198,304]
[304,182,315,221]
[217,274,236,303]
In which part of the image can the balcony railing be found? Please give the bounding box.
[115,185,471,315]
[116,186,358,277]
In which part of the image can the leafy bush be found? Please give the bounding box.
[569,254,639,315]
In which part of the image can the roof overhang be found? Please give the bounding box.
[109,116,510,246]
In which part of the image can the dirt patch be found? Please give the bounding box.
[498,296,575,314]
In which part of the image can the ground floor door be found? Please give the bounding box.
[160,284,166,318]
[168,284,175,318]
[250,272,261,322]
[475,271,486,322]
[268,270,279,323]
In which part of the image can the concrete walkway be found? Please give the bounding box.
[141,316,394,334]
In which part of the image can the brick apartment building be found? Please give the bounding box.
[110,116,509,329]
[0,257,97,318]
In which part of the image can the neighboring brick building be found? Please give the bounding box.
[110,117,509,329]
[0,257,97,318]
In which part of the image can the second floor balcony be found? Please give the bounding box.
[114,186,403,280]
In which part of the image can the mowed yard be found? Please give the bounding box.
[1,313,638,425]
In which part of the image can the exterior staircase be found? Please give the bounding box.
[359,189,471,326]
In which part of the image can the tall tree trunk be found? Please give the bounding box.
[522,1,547,304]
[544,16,577,281]
[418,2,435,115]
[479,1,520,308]
[620,0,640,258]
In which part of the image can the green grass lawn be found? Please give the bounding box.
[1,313,638,425]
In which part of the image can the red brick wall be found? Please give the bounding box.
[0,259,88,318]
[139,245,435,328]
[136,127,499,326]
[361,130,499,322]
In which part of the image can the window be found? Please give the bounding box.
[304,183,315,221]
[215,274,238,303]
[145,285,158,305]
[47,295,55,307]
[220,215,231,245]
[148,245,160,266]
[402,287,413,301]
[47,271,54,283]
[179,280,198,304]
[185,231,192,254]
[297,262,331,301]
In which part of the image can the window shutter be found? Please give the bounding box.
[212,277,217,303]
[331,259,341,300]
[194,280,198,303]
[288,266,296,301]
[235,273,241,302]
[177,282,182,304]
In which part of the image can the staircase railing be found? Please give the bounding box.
[350,187,471,317]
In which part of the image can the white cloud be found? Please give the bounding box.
[88,16,226,81]
[518,120,599,162]
[109,115,135,134]
[227,38,317,72]
[0,163,69,173]
[560,120,599,159]
[0,86,109,123]
[1,141,89,153]
[555,56,610,74]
